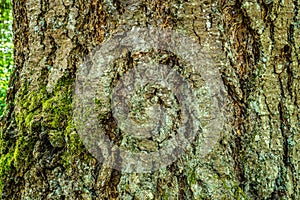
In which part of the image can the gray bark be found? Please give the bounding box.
[0,0,299,199]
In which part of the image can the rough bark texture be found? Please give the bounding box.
[0,0,299,199]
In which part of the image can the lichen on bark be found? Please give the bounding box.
[0,0,299,199]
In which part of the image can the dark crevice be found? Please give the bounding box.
[167,163,193,199]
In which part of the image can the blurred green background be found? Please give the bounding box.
[0,0,13,117]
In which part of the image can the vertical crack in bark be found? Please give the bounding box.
[221,0,252,192]
[192,8,202,46]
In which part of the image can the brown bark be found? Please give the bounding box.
[0,0,299,199]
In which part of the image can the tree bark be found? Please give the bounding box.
[0,0,299,199]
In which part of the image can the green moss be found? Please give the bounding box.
[15,137,35,169]
[0,74,90,195]
[234,185,248,200]
[24,112,35,129]
[0,76,73,184]
[0,135,35,195]
[0,125,12,195]
[187,170,197,185]
[48,130,65,148]
[13,138,20,163]
[60,121,85,169]
[42,79,72,130]
[11,135,36,169]
[0,151,13,196]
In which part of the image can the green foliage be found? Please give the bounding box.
[0,0,13,116]
[0,0,13,195]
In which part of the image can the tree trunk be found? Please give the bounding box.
[1,0,299,199]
